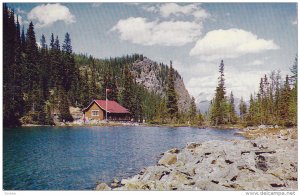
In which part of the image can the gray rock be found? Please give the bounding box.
[96,183,111,191]
[132,58,192,113]
[168,148,180,154]
[110,130,297,191]
[186,142,201,149]
[110,179,120,188]
[258,125,267,129]
[158,153,177,166]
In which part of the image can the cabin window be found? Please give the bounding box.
[91,110,99,116]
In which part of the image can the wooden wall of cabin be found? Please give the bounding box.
[84,102,105,120]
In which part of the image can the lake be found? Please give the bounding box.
[3,126,244,190]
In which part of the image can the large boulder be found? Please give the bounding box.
[96,183,111,191]
[186,142,201,150]
[158,153,177,166]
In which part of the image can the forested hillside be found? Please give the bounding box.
[5,4,295,128]
[3,5,196,127]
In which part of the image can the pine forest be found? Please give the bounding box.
[3,4,297,128]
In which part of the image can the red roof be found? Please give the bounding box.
[83,100,130,114]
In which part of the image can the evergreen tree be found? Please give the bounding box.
[40,34,47,48]
[289,83,297,125]
[229,91,237,124]
[24,22,40,113]
[121,64,135,118]
[48,33,55,87]
[274,70,282,122]
[58,88,73,122]
[290,55,297,85]
[50,35,62,87]
[157,97,168,124]
[210,60,227,125]
[34,88,47,124]
[263,74,270,123]
[45,101,54,125]
[89,69,98,100]
[132,84,143,122]
[23,22,39,92]
[188,96,197,124]
[289,56,297,125]
[245,63,297,127]
[218,60,226,99]
[62,32,77,92]
[50,33,55,48]
[108,72,119,101]
[3,5,14,123]
[166,61,179,120]
[196,110,204,126]
[12,16,25,121]
[247,94,256,125]
[21,25,26,52]
[239,97,247,122]
[278,75,291,125]
[39,34,50,100]
[80,69,91,107]
[103,69,118,101]
[3,7,23,126]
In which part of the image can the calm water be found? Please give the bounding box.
[3,126,243,190]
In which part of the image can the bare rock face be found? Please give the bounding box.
[132,58,192,113]
[175,77,192,113]
[133,58,163,95]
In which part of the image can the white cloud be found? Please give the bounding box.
[292,19,297,25]
[142,3,209,21]
[14,14,25,25]
[142,5,157,12]
[16,8,26,14]
[247,60,264,66]
[15,8,29,25]
[192,9,209,20]
[36,41,41,48]
[187,75,217,100]
[172,60,216,81]
[28,3,75,28]
[190,28,279,61]
[160,3,192,17]
[111,17,202,46]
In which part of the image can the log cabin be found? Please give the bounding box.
[82,100,131,121]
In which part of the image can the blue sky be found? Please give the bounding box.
[7,3,298,101]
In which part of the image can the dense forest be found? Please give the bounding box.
[3,5,296,128]
[3,5,200,127]
[208,59,297,127]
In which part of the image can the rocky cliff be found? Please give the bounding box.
[131,57,192,113]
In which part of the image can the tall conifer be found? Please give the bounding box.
[166,61,178,120]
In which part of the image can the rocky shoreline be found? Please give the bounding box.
[96,128,297,191]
